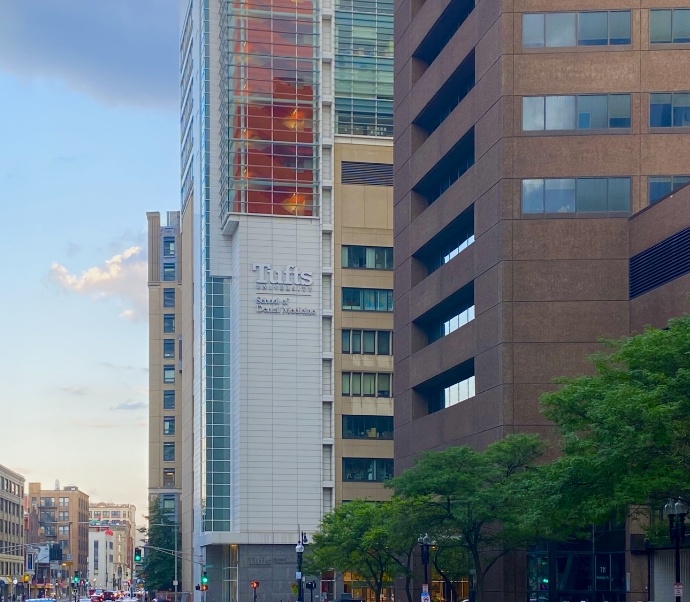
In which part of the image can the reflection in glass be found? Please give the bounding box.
[545,96,576,130]
[545,12,576,47]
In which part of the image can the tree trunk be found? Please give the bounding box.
[404,573,413,602]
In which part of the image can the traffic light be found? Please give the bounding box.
[201,572,208,585]
[200,585,208,592]
[251,582,259,589]
[134,548,142,562]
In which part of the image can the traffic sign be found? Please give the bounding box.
[421,594,430,602]
[675,583,683,597]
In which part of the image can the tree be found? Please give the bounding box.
[389,434,544,602]
[139,498,180,593]
[305,500,399,602]
[531,315,690,533]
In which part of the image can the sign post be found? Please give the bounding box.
[674,583,683,598]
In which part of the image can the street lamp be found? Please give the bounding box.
[418,534,432,593]
[296,532,307,602]
[664,498,688,602]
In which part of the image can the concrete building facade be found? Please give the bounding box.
[148,211,184,525]
[393,0,690,599]
[27,483,89,588]
[170,1,394,601]
[88,502,137,589]
[0,466,24,588]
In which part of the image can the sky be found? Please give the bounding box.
[0,0,180,526]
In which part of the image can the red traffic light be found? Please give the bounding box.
[251,581,259,589]
[200,585,208,591]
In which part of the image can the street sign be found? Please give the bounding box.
[674,583,683,597]
[173,581,178,587]
[421,594,430,602]
[422,585,428,593]
[50,562,60,570]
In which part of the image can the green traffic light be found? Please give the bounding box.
[134,548,142,562]
[201,572,209,585]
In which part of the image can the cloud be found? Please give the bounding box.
[61,386,87,397]
[111,401,147,411]
[0,1,178,109]
[100,362,147,372]
[50,246,147,320]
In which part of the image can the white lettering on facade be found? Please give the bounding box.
[252,263,313,286]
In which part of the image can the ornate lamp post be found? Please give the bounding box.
[418,534,432,594]
[664,498,689,602]
[295,533,306,602]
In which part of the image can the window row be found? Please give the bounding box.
[522,178,631,215]
[0,500,20,517]
[650,92,690,128]
[523,11,631,48]
[163,263,176,282]
[343,458,393,482]
[341,372,392,397]
[163,237,176,257]
[343,415,394,439]
[649,175,690,204]
[650,9,690,44]
[341,245,393,270]
[341,329,392,355]
[523,94,631,132]
[163,442,175,462]
[164,314,175,333]
[164,365,176,384]
[416,205,474,275]
[342,287,394,312]
[163,288,175,308]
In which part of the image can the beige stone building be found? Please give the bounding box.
[27,483,89,583]
[0,466,24,585]
[88,502,136,588]
[147,211,183,522]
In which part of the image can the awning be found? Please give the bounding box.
[0,578,9,586]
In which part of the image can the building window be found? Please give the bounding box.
[58,525,69,536]
[523,94,631,131]
[343,458,393,482]
[413,0,474,65]
[416,281,475,344]
[163,339,175,359]
[334,0,393,137]
[163,417,176,436]
[163,288,175,308]
[522,11,631,48]
[163,365,175,384]
[343,415,394,439]
[341,246,393,269]
[650,9,690,44]
[419,359,475,414]
[650,92,690,128]
[163,237,176,257]
[522,177,631,214]
[58,497,69,507]
[342,288,393,311]
[341,330,392,355]
[342,372,392,397]
[58,511,68,521]
[161,496,176,513]
[163,390,175,410]
[163,443,175,462]
[649,176,690,204]
[163,263,176,281]
[163,469,175,487]
[414,128,474,204]
[163,315,175,333]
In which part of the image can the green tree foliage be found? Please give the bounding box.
[533,315,690,533]
[305,500,400,602]
[389,434,544,602]
[139,498,180,593]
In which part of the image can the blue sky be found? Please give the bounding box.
[0,1,179,524]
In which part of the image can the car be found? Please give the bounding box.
[103,593,117,602]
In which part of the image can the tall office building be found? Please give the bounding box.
[394,1,690,600]
[174,1,394,601]
[0,466,24,589]
[147,211,183,523]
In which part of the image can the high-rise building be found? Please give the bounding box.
[88,502,137,589]
[26,483,89,589]
[172,0,394,600]
[393,1,690,600]
[147,211,183,523]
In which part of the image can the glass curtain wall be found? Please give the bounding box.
[221,0,320,218]
[335,0,394,136]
